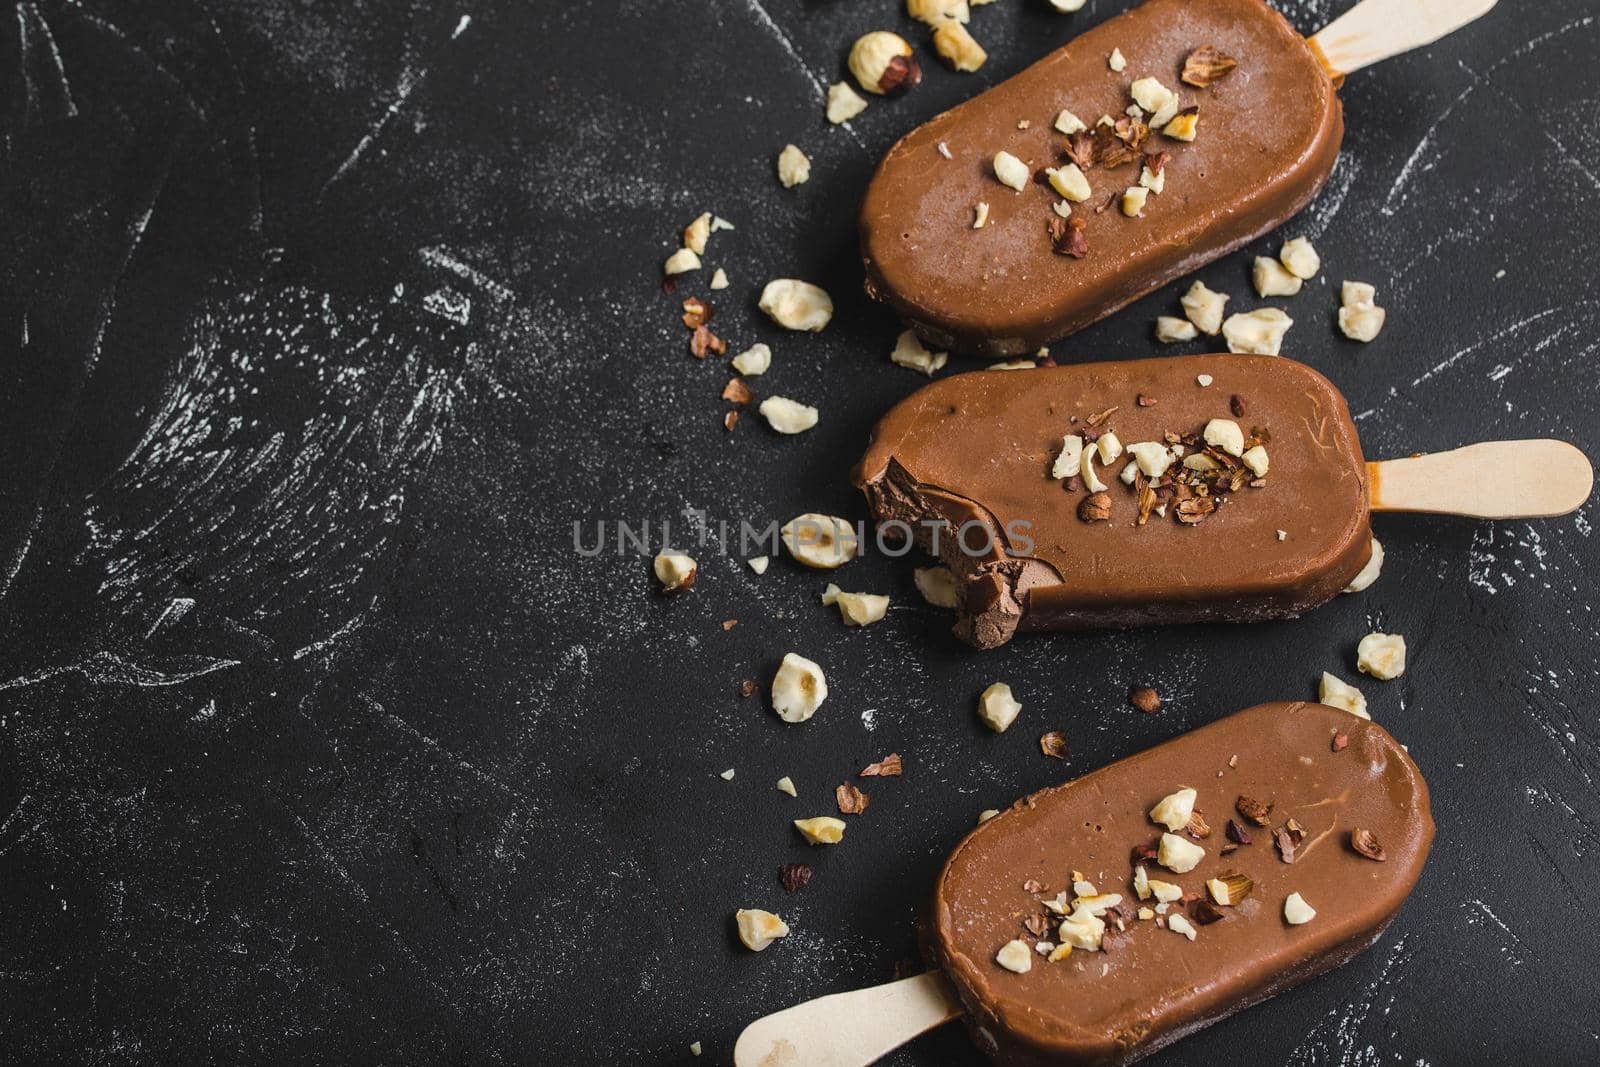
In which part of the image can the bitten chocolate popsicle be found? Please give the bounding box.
[854,355,1592,649]
[736,701,1431,1067]
[858,0,1497,357]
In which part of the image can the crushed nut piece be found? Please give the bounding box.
[1130,686,1161,713]
[781,514,858,569]
[1046,163,1092,202]
[664,248,701,275]
[689,324,726,359]
[914,565,962,609]
[759,396,819,434]
[779,862,813,892]
[933,19,987,72]
[1283,892,1316,925]
[826,81,869,124]
[1150,789,1197,832]
[836,782,870,814]
[719,767,735,780]
[1350,828,1387,861]
[821,583,890,626]
[1157,832,1204,873]
[772,653,829,723]
[1241,444,1269,477]
[995,939,1033,973]
[1357,633,1406,680]
[777,143,811,188]
[732,342,772,376]
[1221,307,1293,355]
[1343,538,1384,594]
[978,808,1000,824]
[1055,109,1087,135]
[908,0,971,27]
[860,753,903,777]
[759,279,833,331]
[1039,730,1069,759]
[891,330,949,375]
[1236,795,1273,826]
[1167,913,1198,941]
[653,552,697,593]
[1154,315,1197,344]
[1052,434,1085,480]
[1339,303,1386,342]
[1253,256,1303,297]
[972,201,989,228]
[748,556,770,575]
[1048,215,1089,258]
[849,31,921,95]
[709,267,729,290]
[684,213,712,255]
[776,775,797,796]
[1203,418,1246,457]
[1108,48,1126,72]
[993,151,1030,192]
[1182,45,1237,87]
[1078,491,1112,523]
[735,908,790,951]
[793,816,846,845]
[722,378,754,405]
[1319,672,1370,719]
[1207,873,1254,906]
[1121,185,1149,217]
[1225,819,1252,845]
[1280,237,1320,279]
[979,682,1022,733]
[1161,106,1199,141]
[1180,281,1229,335]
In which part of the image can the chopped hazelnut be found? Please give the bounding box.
[683,212,712,255]
[826,81,868,124]
[1046,163,1092,203]
[777,144,811,188]
[792,816,846,845]
[932,19,987,72]
[709,267,729,290]
[978,682,1022,733]
[1350,828,1387,862]
[759,396,819,434]
[993,151,1030,192]
[653,552,697,593]
[1098,432,1124,463]
[1079,444,1107,492]
[989,359,1038,371]
[849,31,921,95]
[977,808,1001,824]
[663,248,701,276]
[1129,686,1161,713]
[1342,281,1378,309]
[1241,445,1270,476]
[1279,237,1321,279]
[1048,0,1087,10]
[914,565,962,609]
[891,330,949,375]
[1129,77,1178,120]
[1319,671,1370,719]
[1207,873,1254,906]
[1357,633,1406,680]
[1221,307,1293,355]
[1180,280,1229,335]
[759,279,833,331]
[1343,538,1384,593]
[1127,441,1175,478]
[908,0,970,27]
[1203,418,1246,457]
[781,514,858,569]
[1339,304,1386,342]
[995,939,1033,974]
[1078,492,1112,523]
[1161,106,1199,141]
[772,653,829,723]
[1138,162,1166,194]
[972,201,989,228]
[690,1041,703,1057]
[1157,831,1205,873]
[731,342,772,376]
[1283,892,1316,925]
[776,775,797,797]
[722,378,753,405]
[1054,109,1087,135]
[1149,787,1197,831]
[1181,45,1237,88]
[1120,186,1149,218]
[719,768,736,780]
[735,908,790,951]
[1166,913,1198,941]
[1196,373,1213,387]
[1253,256,1303,298]
[821,583,890,626]
[1108,48,1127,72]
[1051,434,1085,480]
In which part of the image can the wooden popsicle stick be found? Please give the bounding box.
[1311,0,1497,77]
[1368,440,1593,518]
[734,971,962,1067]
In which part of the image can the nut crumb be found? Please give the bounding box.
[1129,686,1161,713]
[860,753,903,777]
[826,81,868,124]
[1039,730,1068,759]
[1108,47,1126,72]
[779,862,813,892]
[776,775,797,796]
[835,782,870,814]
[1182,45,1237,88]
[777,144,811,188]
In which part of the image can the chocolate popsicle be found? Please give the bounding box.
[854,354,1592,648]
[858,0,1495,357]
[734,701,1431,1067]
[932,700,1432,1066]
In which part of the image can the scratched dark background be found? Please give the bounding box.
[1,0,1596,1063]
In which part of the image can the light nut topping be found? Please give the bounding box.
[1180,281,1229,335]
[759,396,819,434]
[1343,538,1385,594]
[1149,787,1197,831]
[781,514,858,569]
[993,151,1030,192]
[1221,307,1293,356]
[777,144,811,188]
[972,201,989,228]
[1166,913,1198,941]
[1207,873,1254,906]
[663,248,702,276]
[1046,163,1092,203]
[914,565,963,609]
[732,343,772,377]
[1120,186,1149,218]
[932,19,987,73]
[684,212,712,255]
[1157,831,1205,873]
[1048,0,1087,10]
[1054,109,1087,135]
[735,909,790,951]
[1283,891,1317,925]
[821,584,889,626]
[978,682,1023,733]
[1279,237,1321,279]
[1127,441,1175,478]
[1051,200,1073,219]
[748,556,770,575]
[908,0,971,27]
[1097,431,1124,464]
[1197,373,1213,386]
[1133,865,1150,900]
[1057,907,1107,952]
[1051,434,1085,480]
[1108,48,1126,72]
[759,279,833,331]
[848,31,921,95]
[1241,444,1270,477]
[890,330,949,376]
[653,552,697,593]
[709,268,729,290]
[1203,418,1246,457]
[978,808,1000,824]
[1147,877,1183,904]
[1342,281,1378,309]
[1319,671,1370,719]
[792,816,846,845]
[1156,316,1198,343]
[995,939,1033,974]
[1183,453,1221,472]
[1339,304,1386,342]
[1047,943,1073,962]
[1129,77,1178,118]
[1161,107,1199,141]
[772,653,829,723]
[1138,163,1166,195]
[826,81,869,124]
[1253,256,1303,298]
[1079,444,1107,492]
[1357,633,1406,680]
[776,776,797,797]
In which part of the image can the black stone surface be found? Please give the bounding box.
[1,0,1596,1063]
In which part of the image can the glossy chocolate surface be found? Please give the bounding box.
[931,701,1433,1066]
[860,0,1342,357]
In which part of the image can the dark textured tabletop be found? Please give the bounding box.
[2,0,1597,1063]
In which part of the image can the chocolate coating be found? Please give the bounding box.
[854,355,1372,648]
[931,701,1433,1066]
[860,0,1342,357]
